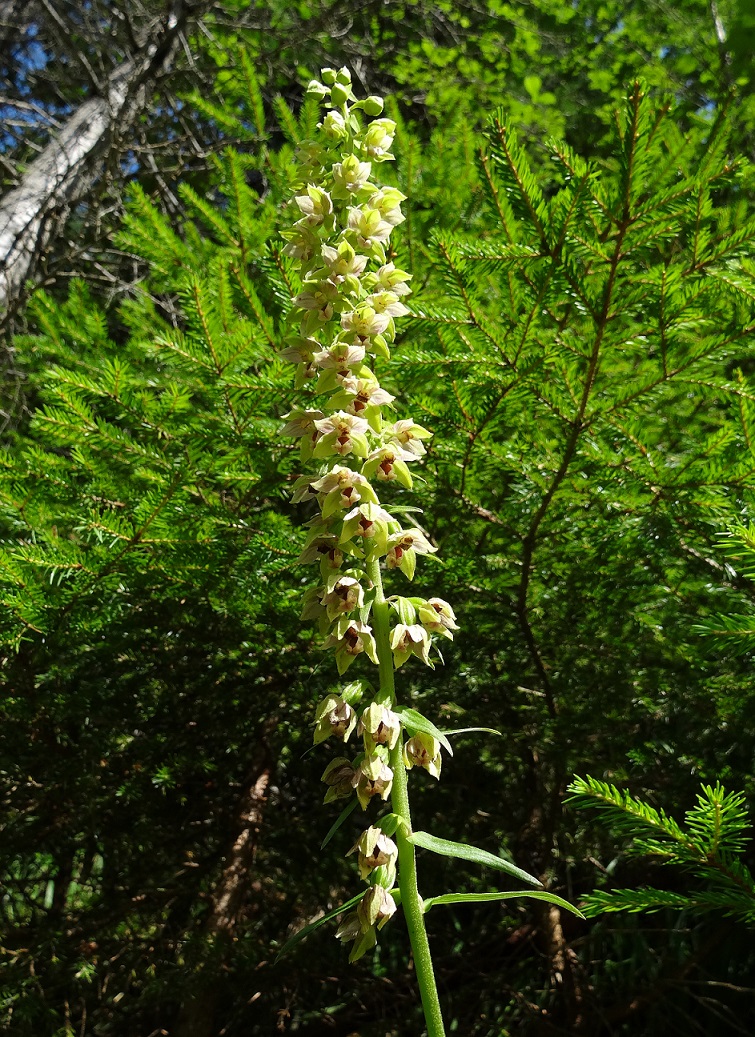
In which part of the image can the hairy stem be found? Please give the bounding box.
[366,552,446,1037]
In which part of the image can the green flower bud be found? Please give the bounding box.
[321,67,338,86]
[306,79,329,99]
[331,82,351,106]
[321,110,347,140]
[340,679,371,705]
[361,95,384,116]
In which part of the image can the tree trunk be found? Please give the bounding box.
[174,740,274,1037]
[0,0,210,322]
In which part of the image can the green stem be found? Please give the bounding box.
[366,553,446,1037]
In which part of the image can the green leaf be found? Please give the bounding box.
[377,812,402,838]
[442,727,503,738]
[423,890,584,919]
[408,832,542,887]
[276,891,365,960]
[320,798,358,849]
[398,708,453,756]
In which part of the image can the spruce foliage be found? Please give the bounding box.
[568,777,755,922]
[2,68,755,1035]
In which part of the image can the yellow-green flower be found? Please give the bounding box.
[404,733,442,779]
[321,619,379,675]
[320,575,365,622]
[418,597,459,639]
[358,702,402,751]
[390,623,432,669]
[321,757,357,802]
[313,694,358,744]
[352,752,394,809]
[351,826,398,881]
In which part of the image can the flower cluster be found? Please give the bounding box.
[281,67,458,960]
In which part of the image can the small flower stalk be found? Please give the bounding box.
[281,68,456,1017]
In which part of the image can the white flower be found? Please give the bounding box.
[360,118,396,159]
[313,694,358,744]
[310,465,377,517]
[367,262,412,296]
[365,290,410,318]
[340,503,394,552]
[321,240,369,282]
[385,418,432,457]
[390,623,432,668]
[357,884,396,931]
[280,408,325,439]
[295,185,334,225]
[320,576,365,621]
[328,377,395,420]
[386,527,437,579]
[418,597,459,638]
[346,206,393,249]
[278,336,319,364]
[312,340,366,372]
[313,411,370,458]
[367,188,406,226]
[358,702,402,751]
[362,445,414,488]
[297,531,343,571]
[294,280,338,323]
[321,757,357,803]
[404,733,442,779]
[333,155,372,194]
[352,754,394,809]
[341,305,390,340]
[281,221,321,261]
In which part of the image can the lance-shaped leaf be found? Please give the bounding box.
[398,707,453,756]
[321,798,358,849]
[408,831,542,887]
[276,890,365,960]
[442,727,503,738]
[423,890,584,918]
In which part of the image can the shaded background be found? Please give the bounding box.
[2,2,755,1034]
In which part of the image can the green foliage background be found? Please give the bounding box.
[3,2,755,1035]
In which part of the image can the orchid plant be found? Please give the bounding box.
[279,68,580,1035]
